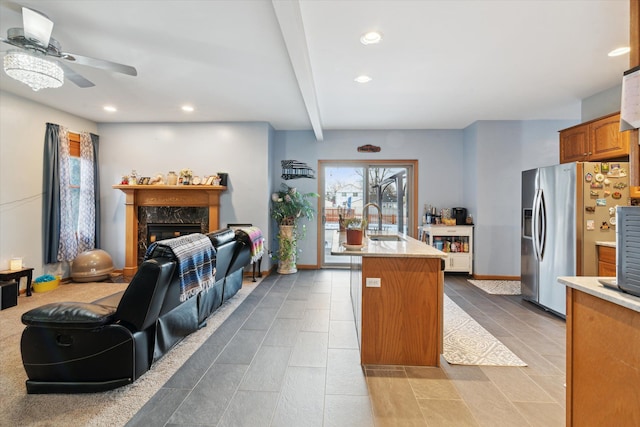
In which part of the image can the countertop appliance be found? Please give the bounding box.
[615,206,640,297]
[452,207,467,225]
[521,162,630,317]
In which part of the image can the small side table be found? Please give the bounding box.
[0,267,35,297]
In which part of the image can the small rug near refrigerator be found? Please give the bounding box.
[467,279,521,295]
[443,295,527,366]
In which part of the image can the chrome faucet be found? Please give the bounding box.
[363,202,382,235]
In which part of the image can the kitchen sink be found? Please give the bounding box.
[367,234,405,241]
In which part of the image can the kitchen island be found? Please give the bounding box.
[331,231,446,366]
[558,276,640,427]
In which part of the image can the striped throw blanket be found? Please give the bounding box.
[235,227,265,264]
[146,233,216,302]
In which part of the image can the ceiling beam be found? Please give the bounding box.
[272,0,324,141]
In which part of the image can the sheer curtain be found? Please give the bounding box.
[42,124,100,264]
[77,132,95,253]
[56,126,76,261]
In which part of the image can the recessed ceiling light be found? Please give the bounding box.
[608,47,630,57]
[354,75,372,83]
[103,105,117,112]
[181,105,194,112]
[360,31,382,45]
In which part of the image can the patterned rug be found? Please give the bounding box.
[467,279,521,295]
[443,295,527,366]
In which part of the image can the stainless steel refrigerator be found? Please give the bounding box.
[521,162,630,317]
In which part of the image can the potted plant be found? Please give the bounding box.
[343,217,367,246]
[271,184,319,274]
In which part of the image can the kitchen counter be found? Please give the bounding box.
[333,231,446,367]
[594,241,616,248]
[558,276,640,313]
[330,231,447,259]
[558,276,640,426]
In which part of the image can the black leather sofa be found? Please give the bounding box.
[20,228,252,394]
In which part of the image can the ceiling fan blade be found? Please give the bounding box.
[22,7,53,48]
[56,61,95,88]
[61,52,137,76]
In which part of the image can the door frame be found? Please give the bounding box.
[316,159,419,268]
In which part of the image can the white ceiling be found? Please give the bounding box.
[0,0,631,140]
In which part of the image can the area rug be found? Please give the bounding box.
[0,278,259,427]
[467,279,521,295]
[443,295,527,367]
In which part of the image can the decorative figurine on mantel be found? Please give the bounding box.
[167,171,178,185]
[179,168,193,185]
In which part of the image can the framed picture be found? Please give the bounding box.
[205,176,215,185]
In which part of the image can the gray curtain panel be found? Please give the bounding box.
[91,133,101,248]
[43,123,61,264]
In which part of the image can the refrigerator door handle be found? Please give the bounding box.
[532,188,541,260]
[538,189,547,260]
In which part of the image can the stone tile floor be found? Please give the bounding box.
[126,270,566,426]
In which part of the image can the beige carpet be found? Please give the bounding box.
[443,295,527,367]
[467,279,521,295]
[0,278,259,427]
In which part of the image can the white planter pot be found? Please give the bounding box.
[277,225,297,274]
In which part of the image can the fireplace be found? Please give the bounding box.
[113,184,226,277]
[147,223,203,244]
[137,206,208,264]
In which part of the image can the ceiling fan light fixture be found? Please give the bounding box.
[3,50,63,91]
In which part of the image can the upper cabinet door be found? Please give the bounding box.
[559,113,630,163]
[589,114,631,161]
[560,125,589,163]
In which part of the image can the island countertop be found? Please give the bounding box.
[330,231,446,258]
[558,276,640,313]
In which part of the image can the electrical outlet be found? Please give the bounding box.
[366,277,381,288]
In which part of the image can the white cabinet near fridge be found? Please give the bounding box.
[419,225,473,274]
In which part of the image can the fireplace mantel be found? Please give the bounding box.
[113,185,226,277]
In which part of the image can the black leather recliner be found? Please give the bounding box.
[20,228,252,394]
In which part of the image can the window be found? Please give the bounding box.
[68,132,81,234]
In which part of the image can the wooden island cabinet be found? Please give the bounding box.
[559,112,631,163]
[559,277,640,427]
[331,231,446,366]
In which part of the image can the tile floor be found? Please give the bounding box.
[126,270,566,427]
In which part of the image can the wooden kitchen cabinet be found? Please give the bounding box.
[597,245,616,276]
[559,113,630,163]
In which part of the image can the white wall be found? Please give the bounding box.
[272,129,465,266]
[581,84,622,122]
[464,119,577,276]
[97,122,274,271]
[0,91,97,288]
[0,89,604,282]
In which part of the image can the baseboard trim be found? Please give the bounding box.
[472,274,521,281]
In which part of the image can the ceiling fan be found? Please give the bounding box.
[1,5,137,91]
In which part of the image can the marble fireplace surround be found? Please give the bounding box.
[113,185,226,277]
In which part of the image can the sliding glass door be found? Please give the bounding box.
[319,160,416,267]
